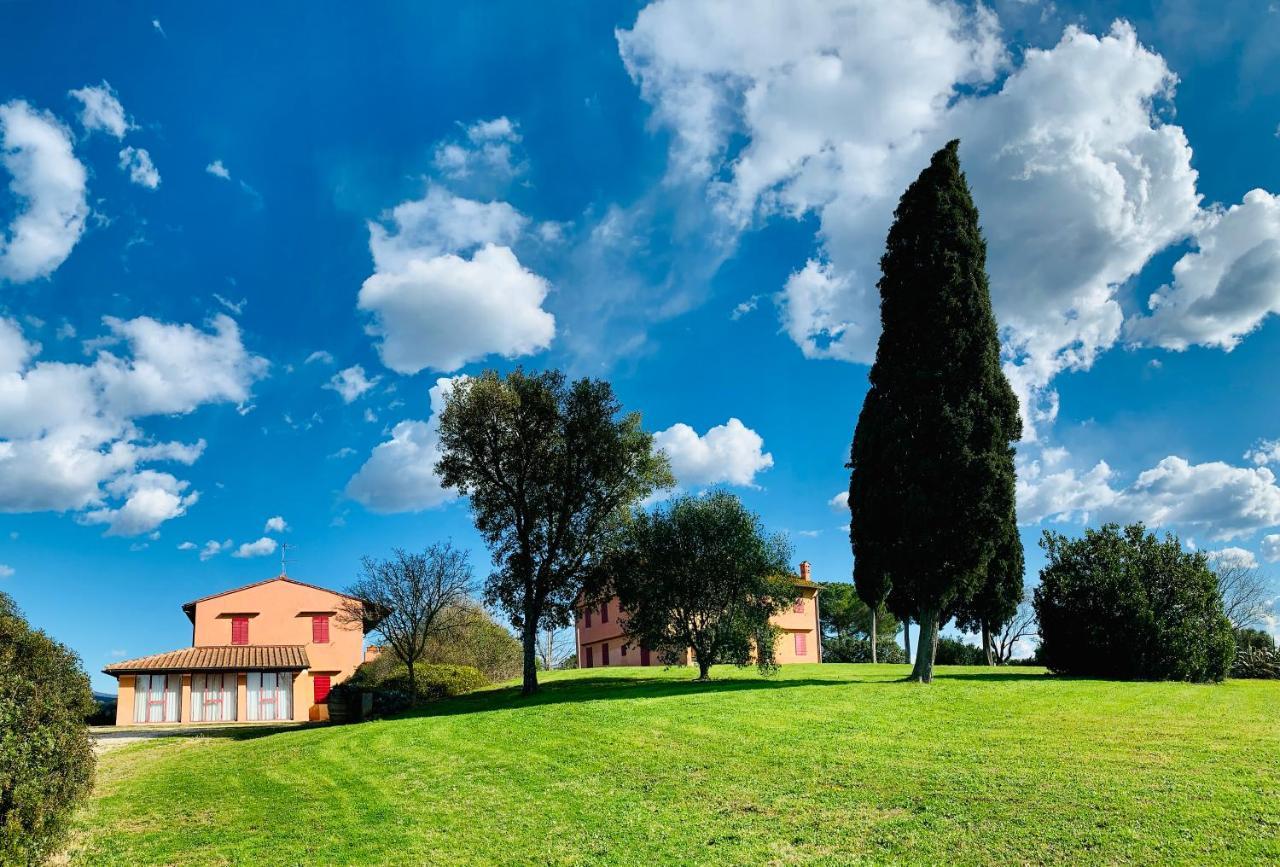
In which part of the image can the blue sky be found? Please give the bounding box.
[2,1,1279,690]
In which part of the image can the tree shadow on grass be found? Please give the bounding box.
[399,672,887,720]
[927,670,1052,682]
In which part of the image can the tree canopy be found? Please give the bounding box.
[1,591,96,864]
[595,491,796,680]
[1034,523,1235,682]
[436,367,672,694]
[847,139,1021,682]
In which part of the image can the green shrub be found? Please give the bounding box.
[335,661,489,719]
[822,635,906,664]
[1232,645,1280,679]
[0,591,96,864]
[933,637,986,666]
[422,603,522,681]
[1034,523,1235,682]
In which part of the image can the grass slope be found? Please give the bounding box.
[72,665,1280,865]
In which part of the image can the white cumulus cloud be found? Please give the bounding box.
[1128,190,1280,351]
[1261,534,1280,563]
[199,539,231,561]
[205,159,231,179]
[325,364,380,403]
[358,185,554,373]
[232,536,277,559]
[263,515,287,533]
[346,376,466,513]
[118,146,160,189]
[0,313,267,534]
[828,491,848,511]
[0,100,89,282]
[1206,547,1259,570]
[618,8,1276,442]
[433,116,525,182]
[653,418,773,487]
[68,82,131,138]
[1018,451,1280,542]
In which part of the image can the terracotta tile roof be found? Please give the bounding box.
[103,645,310,674]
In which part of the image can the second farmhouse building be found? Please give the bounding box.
[576,562,823,668]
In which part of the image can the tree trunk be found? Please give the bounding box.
[903,617,912,665]
[982,623,993,666]
[910,609,939,682]
[406,657,417,706]
[870,608,878,664]
[521,621,539,696]
[695,653,711,681]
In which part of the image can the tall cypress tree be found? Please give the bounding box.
[848,140,1021,683]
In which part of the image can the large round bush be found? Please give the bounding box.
[0,591,96,863]
[1034,523,1235,682]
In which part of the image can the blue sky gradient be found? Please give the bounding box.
[2,1,1279,689]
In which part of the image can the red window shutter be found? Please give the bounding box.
[231,617,248,645]
[795,632,807,656]
[313,675,331,704]
[312,615,330,643]
[602,643,610,665]
[585,646,593,668]
[600,602,609,623]
[585,607,592,628]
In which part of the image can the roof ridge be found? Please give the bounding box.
[180,575,364,614]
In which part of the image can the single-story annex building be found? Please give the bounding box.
[103,574,377,725]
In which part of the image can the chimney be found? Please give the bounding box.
[799,561,811,582]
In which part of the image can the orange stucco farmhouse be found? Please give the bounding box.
[104,575,375,726]
[576,562,823,668]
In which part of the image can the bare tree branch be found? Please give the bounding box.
[339,542,475,702]
[1207,554,1270,631]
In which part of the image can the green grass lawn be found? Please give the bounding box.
[71,665,1280,865]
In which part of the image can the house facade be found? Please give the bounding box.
[104,575,372,725]
[576,562,823,668]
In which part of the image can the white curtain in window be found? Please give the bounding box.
[164,674,179,722]
[133,675,148,723]
[245,671,293,721]
[277,671,293,720]
[246,672,261,721]
[222,673,238,721]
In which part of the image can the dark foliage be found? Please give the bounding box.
[1034,523,1236,682]
[436,368,672,695]
[823,635,906,664]
[819,582,899,656]
[1235,628,1276,653]
[595,491,795,680]
[848,140,1021,682]
[933,637,987,666]
[952,514,1025,663]
[1,591,96,864]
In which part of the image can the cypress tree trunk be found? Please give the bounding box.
[871,609,878,664]
[903,617,912,665]
[911,610,939,682]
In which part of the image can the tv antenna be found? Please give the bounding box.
[280,541,296,577]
